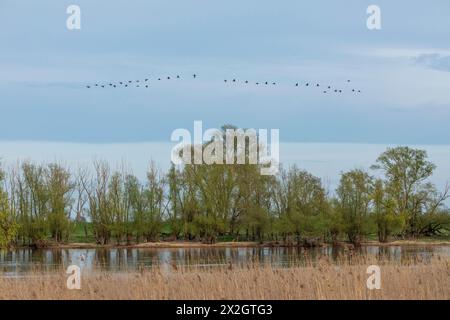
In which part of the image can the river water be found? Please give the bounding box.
[1,245,449,277]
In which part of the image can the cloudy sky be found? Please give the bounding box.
[1,0,450,144]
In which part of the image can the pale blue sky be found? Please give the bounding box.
[1,0,450,143]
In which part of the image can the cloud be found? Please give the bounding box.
[414,54,450,73]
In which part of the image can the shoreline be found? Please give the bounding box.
[14,239,450,250]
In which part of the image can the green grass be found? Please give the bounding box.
[65,222,450,244]
[69,222,96,243]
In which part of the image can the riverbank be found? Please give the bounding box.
[17,239,450,250]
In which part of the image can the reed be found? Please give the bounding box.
[0,255,448,300]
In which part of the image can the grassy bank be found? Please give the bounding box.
[34,239,450,250]
[1,255,448,300]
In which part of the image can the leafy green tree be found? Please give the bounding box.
[372,179,404,242]
[278,166,328,245]
[46,164,74,242]
[0,167,18,249]
[19,162,49,245]
[372,147,449,237]
[337,169,374,245]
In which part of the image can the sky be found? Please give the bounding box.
[1,0,450,144]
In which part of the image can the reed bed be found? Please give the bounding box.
[0,254,449,300]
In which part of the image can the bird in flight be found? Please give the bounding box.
[85,74,362,96]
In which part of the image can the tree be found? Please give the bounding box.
[337,169,374,245]
[0,166,18,249]
[18,162,50,245]
[371,147,449,237]
[46,163,74,242]
[278,166,328,245]
[372,179,404,242]
[138,163,166,241]
[82,161,113,244]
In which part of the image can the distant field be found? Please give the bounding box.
[65,222,450,248]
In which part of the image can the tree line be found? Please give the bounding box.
[0,144,449,249]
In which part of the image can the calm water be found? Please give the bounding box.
[1,246,449,277]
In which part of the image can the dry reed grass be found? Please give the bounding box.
[1,255,449,300]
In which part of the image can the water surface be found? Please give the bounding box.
[1,245,449,277]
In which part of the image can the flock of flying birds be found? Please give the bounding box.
[85,74,362,94]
